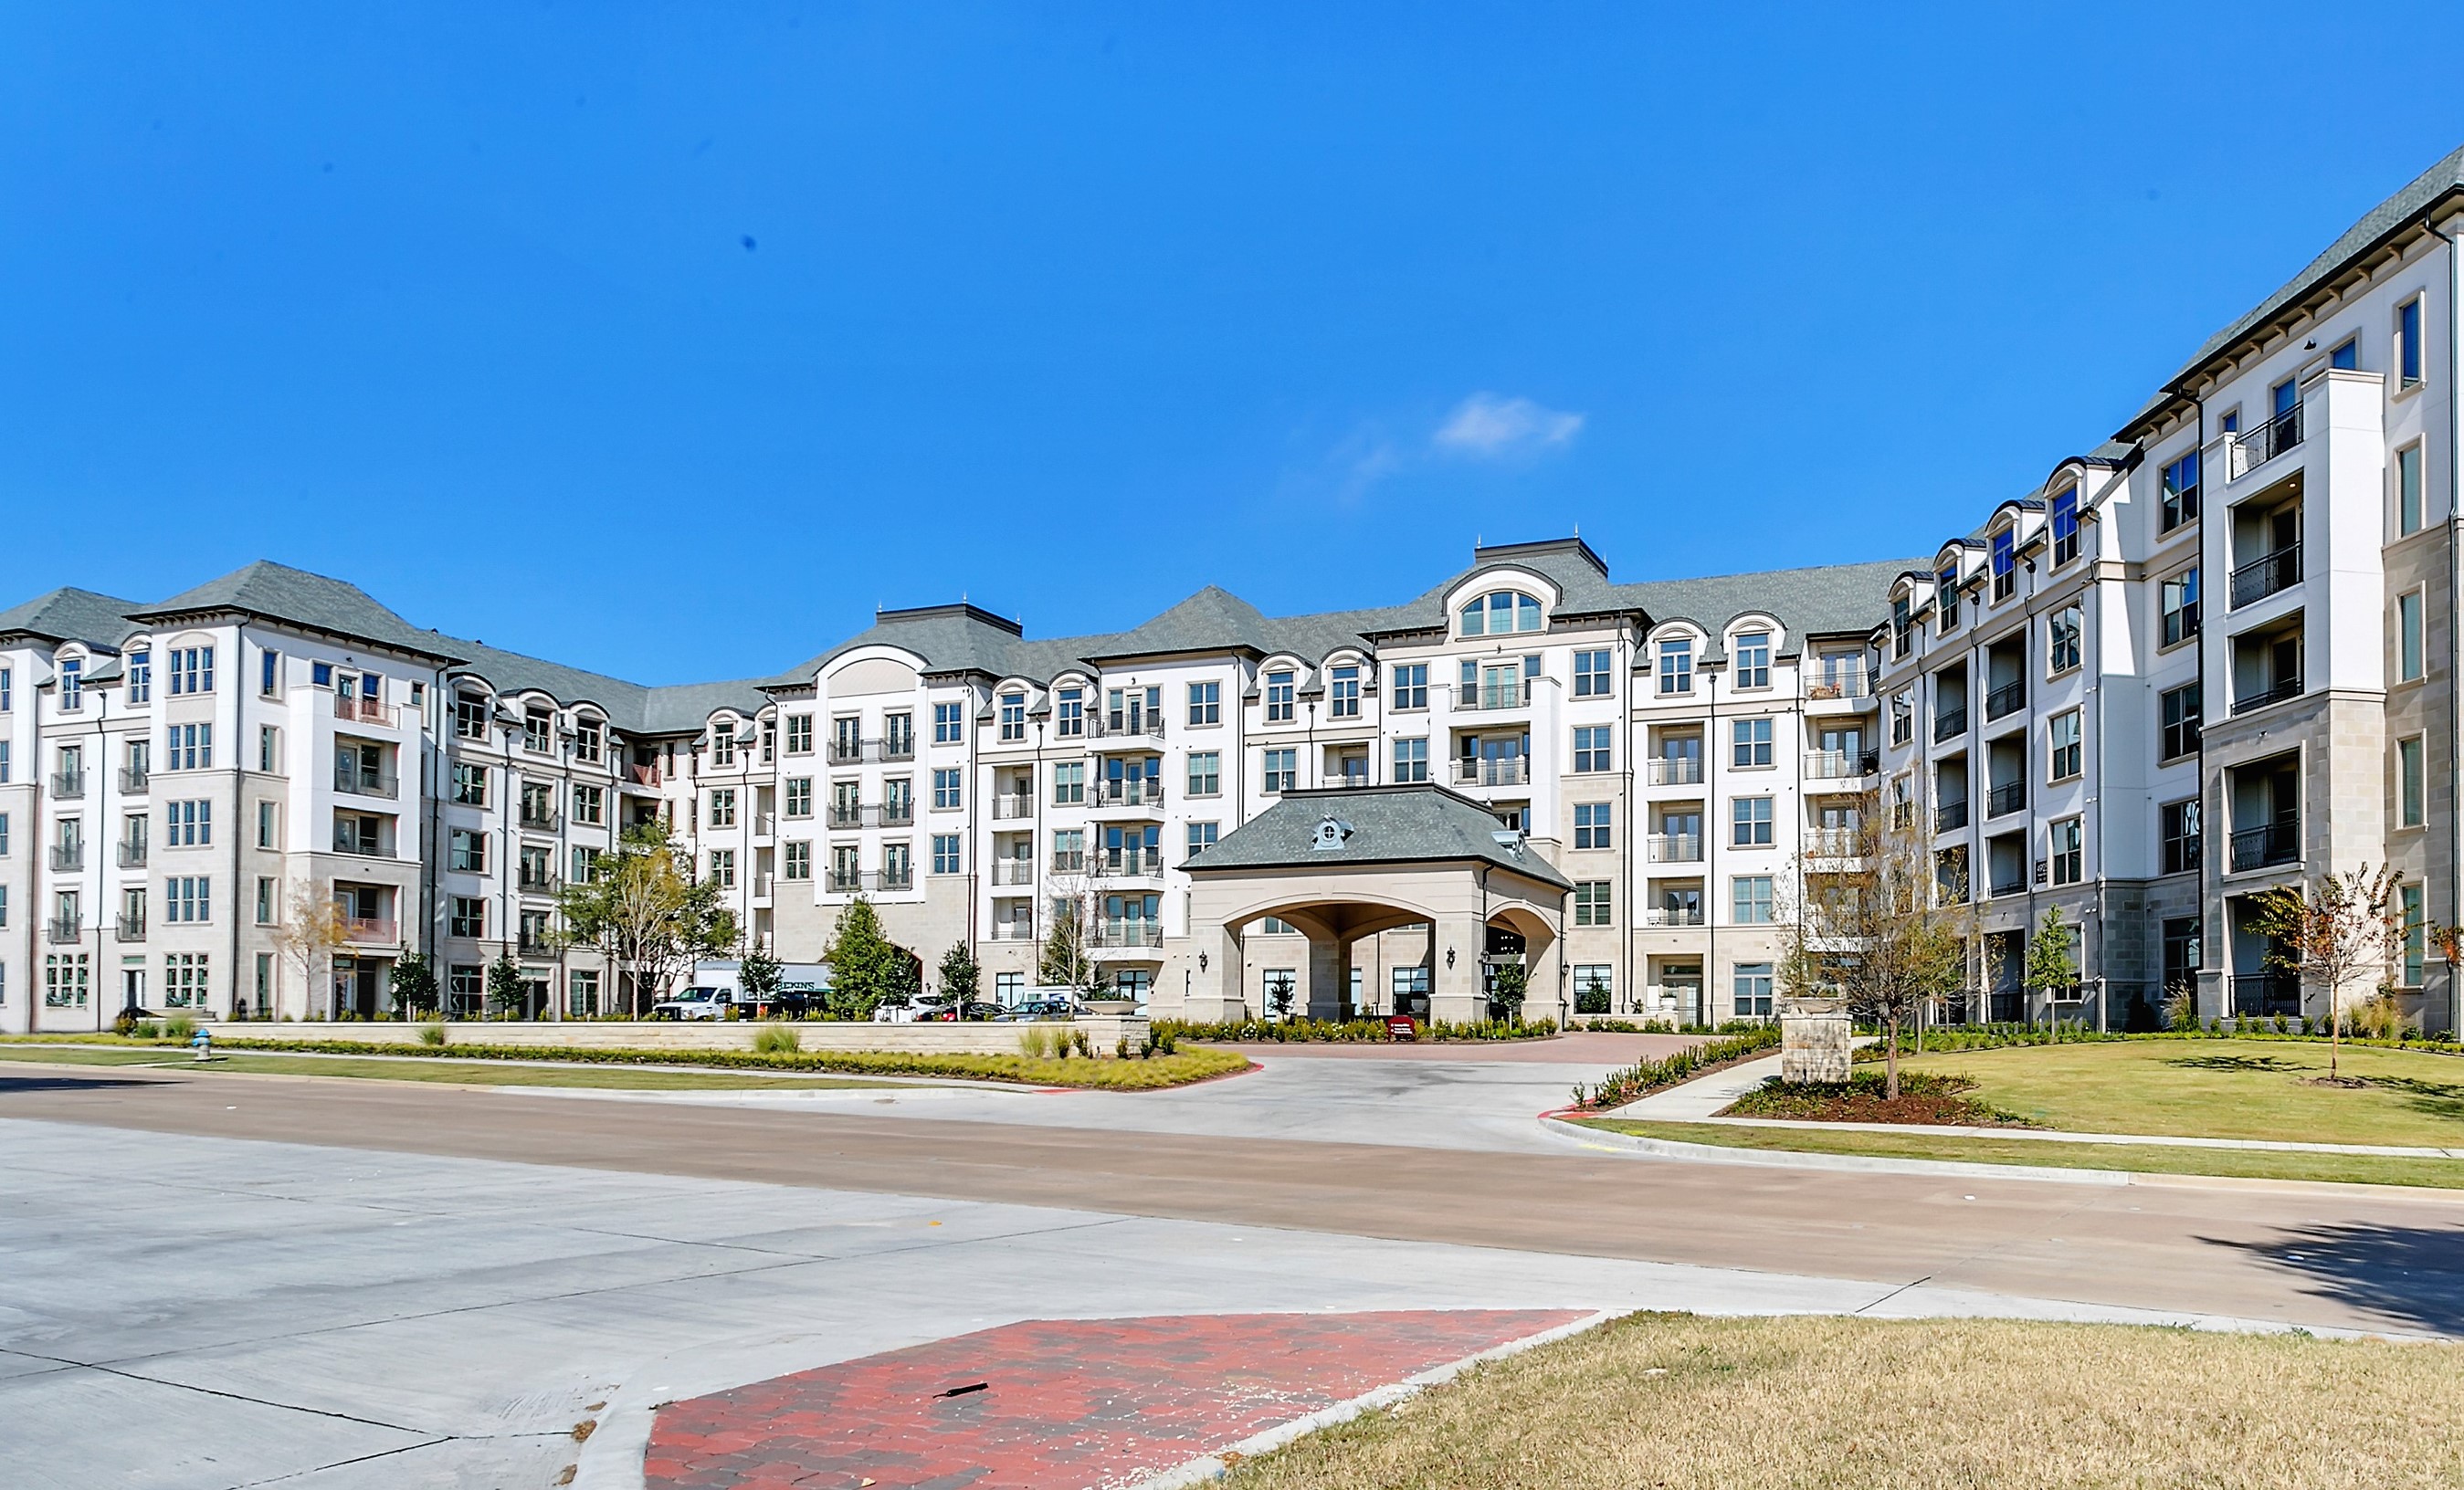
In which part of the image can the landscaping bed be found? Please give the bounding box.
[0,1045,903,1090]
[1720,1070,2032,1128]
[1570,1025,1780,1109]
[1222,1312,2464,1489]
[1153,1017,1557,1044]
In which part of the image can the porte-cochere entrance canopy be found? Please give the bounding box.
[1165,785,1570,1023]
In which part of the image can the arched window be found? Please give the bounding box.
[1458,590,1543,636]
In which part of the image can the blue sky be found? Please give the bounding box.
[5,3,2462,684]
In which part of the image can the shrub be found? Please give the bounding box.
[1574,1025,1782,1109]
[1017,1028,1053,1060]
[417,1020,448,1047]
[164,1016,195,1042]
[133,1019,163,1040]
[753,1022,802,1055]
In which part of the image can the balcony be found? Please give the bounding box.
[1455,681,1532,712]
[1647,834,1703,863]
[1806,827,1861,858]
[1456,756,1531,788]
[1094,779,1165,809]
[516,934,558,958]
[1802,750,1879,781]
[2229,544,2301,609]
[829,870,862,893]
[1989,873,2026,897]
[118,841,148,868]
[879,804,915,828]
[1102,849,1165,877]
[2229,820,2301,873]
[1934,801,1969,833]
[47,916,81,945]
[118,767,149,793]
[878,735,917,761]
[1642,907,1705,928]
[2231,971,2301,1017]
[331,833,390,858]
[627,764,663,788]
[2227,404,2302,479]
[827,867,916,893]
[1094,920,1164,949]
[1985,782,2027,819]
[827,741,861,764]
[332,695,400,727]
[987,921,1037,941]
[878,866,915,892]
[1805,664,1872,701]
[991,860,1036,887]
[51,771,85,800]
[116,914,145,940]
[1647,756,1704,786]
[1932,706,1968,742]
[1049,852,1087,875]
[49,843,84,872]
[1091,714,1166,740]
[335,767,399,799]
[990,795,1035,821]
[828,805,863,829]
[344,917,400,945]
[753,812,778,836]
[517,868,557,893]
[2232,676,2304,717]
[1984,681,2026,720]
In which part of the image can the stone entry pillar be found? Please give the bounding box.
[1173,923,1248,1023]
[1779,996,1852,1084]
[1429,915,1488,1024]
[1305,934,1353,1021]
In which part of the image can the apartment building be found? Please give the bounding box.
[1880,143,2464,1034]
[9,143,2464,1034]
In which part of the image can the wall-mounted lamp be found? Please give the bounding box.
[1197,951,1209,971]
[1445,948,1456,969]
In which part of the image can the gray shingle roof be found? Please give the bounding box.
[131,561,468,662]
[1184,784,1572,889]
[0,587,143,650]
[2122,142,2464,435]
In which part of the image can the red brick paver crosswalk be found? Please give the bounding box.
[644,1308,1586,1489]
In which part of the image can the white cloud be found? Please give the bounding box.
[1432,393,1584,457]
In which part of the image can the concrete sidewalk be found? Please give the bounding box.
[1603,1051,1785,1119]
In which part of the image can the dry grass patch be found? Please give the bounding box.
[1225,1313,2464,1490]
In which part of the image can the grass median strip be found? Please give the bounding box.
[0,1036,1252,1091]
[1222,1312,2464,1489]
[0,1045,906,1090]
[1575,1117,2464,1189]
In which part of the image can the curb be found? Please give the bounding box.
[1537,1117,2132,1186]
[1127,1309,1619,1488]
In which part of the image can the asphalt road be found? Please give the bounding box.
[6,1063,2461,1339]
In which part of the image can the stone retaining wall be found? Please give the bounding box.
[200,1016,1150,1057]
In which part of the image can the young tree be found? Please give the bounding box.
[738,939,784,1013]
[821,897,911,1019]
[2021,908,2076,1026]
[938,940,981,1005]
[1037,896,1101,993]
[1780,792,1971,1100]
[1574,967,1613,1016]
[2252,866,2403,1082]
[1489,960,1530,1024]
[557,822,737,1015]
[485,953,526,1020]
[272,881,352,1018]
[390,954,440,1018]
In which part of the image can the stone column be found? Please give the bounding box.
[1173,922,1248,1023]
[1306,931,1352,1021]
[1430,915,1487,1024]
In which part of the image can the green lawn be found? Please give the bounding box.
[0,1045,901,1091]
[1887,1038,2464,1147]
[1575,1117,2464,1189]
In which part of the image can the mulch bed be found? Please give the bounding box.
[1721,1071,2034,1128]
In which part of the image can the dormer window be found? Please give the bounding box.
[1329,666,1361,719]
[1891,596,1912,659]
[1459,590,1543,636]
[574,719,603,763]
[1657,638,1694,696]
[711,721,737,767]
[1990,530,2016,601]
[58,657,82,712]
[2050,488,2080,567]
[1936,566,1960,634]
[127,651,151,704]
[454,692,489,740]
[1265,670,1295,722]
[1732,633,1771,689]
[997,691,1026,741]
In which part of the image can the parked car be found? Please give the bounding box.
[995,997,1079,1021]
[649,988,735,1021]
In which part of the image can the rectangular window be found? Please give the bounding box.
[127,654,152,704]
[2049,817,2084,886]
[1732,633,1770,688]
[776,841,808,881]
[2161,568,2200,646]
[1264,670,1295,723]
[260,649,279,696]
[2050,487,2080,566]
[258,724,279,772]
[1574,881,1614,927]
[452,762,487,805]
[168,645,214,696]
[1658,638,1693,696]
[1732,962,1774,1018]
[2049,710,2082,782]
[2398,591,2425,681]
[57,657,81,711]
[1329,666,1362,719]
[2048,605,2081,674]
[256,801,277,848]
[448,829,486,873]
[1893,595,1913,657]
[2405,883,2427,985]
[0,666,9,711]
[708,789,737,828]
[455,693,489,740]
[164,724,212,771]
[163,952,209,1009]
[2400,736,2426,828]
[2161,451,2201,532]
[449,897,485,939]
[933,701,963,744]
[1186,751,1221,796]
[1187,681,1220,726]
[784,714,813,754]
[574,719,601,762]
[1574,802,1612,850]
[1262,748,1297,792]
[997,692,1026,742]
[1991,529,2016,599]
[2331,336,2359,371]
[571,845,601,883]
[926,834,957,876]
[1730,718,1772,768]
[1890,693,1913,747]
[166,800,211,847]
[1937,566,1961,633]
[1732,878,1774,926]
[2400,296,2425,388]
[708,849,735,888]
[312,661,333,688]
[1573,649,1612,698]
[1573,725,1612,773]
[783,778,812,818]
[256,876,276,925]
[1383,738,1424,784]
[1186,821,1218,859]
[2161,799,2201,875]
[572,784,604,824]
[0,811,10,855]
[1053,761,1085,805]
[1391,664,1428,710]
[1732,797,1774,847]
[164,876,211,924]
[2397,443,2425,537]
[2159,682,2200,761]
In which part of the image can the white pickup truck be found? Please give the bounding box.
[649,987,736,1021]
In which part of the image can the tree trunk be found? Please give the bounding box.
[1884,1013,1901,1101]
